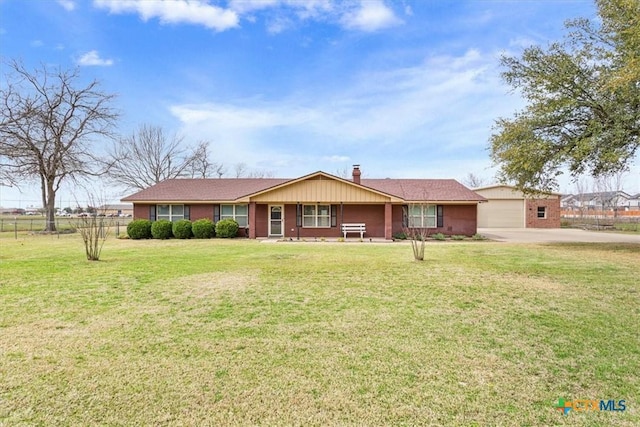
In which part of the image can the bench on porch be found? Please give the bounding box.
[341,223,366,239]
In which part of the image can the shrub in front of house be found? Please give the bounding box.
[151,219,173,239]
[127,219,152,239]
[192,218,215,239]
[172,219,193,239]
[215,218,239,238]
[431,233,446,241]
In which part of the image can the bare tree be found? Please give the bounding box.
[212,163,227,178]
[229,162,274,178]
[334,166,350,179]
[107,125,213,189]
[573,176,590,219]
[593,171,627,219]
[71,194,111,261]
[247,169,275,178]
[234,162,248,178]
[0,60,118,232]
[462,172,487,188]
[183,140,226,179]
[403,202,432,261]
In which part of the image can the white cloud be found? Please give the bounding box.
[93,0,239,31]
[57,0,75,11]
[266,15,293,34]
[93,0,400,34]
[228,0,280,14]
[340,0,402,32]
[229,0,332,17]
[167,49,524,177]
[30,40,44,47]
[404,5,413,17]
[77,50,114,66]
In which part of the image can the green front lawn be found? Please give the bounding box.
[1,235,638,425]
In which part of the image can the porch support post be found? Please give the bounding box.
[384,202,392,240]
[249,201,257,239]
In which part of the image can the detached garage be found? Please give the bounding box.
[474,185,561,228]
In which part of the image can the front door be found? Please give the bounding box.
[269,205,283,237]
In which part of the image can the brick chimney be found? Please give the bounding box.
[352,165,361,184]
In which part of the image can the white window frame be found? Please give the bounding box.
[537,206,547,219]
[220,204,248,227]
[408,205,436,228]
[157,204,184,221]
[302,204,331,228]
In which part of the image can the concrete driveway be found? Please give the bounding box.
[478,228,640,244]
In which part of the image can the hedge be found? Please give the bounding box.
[151,219,173,239]
[215,218,239,238]
[192,218,215,239]
[127,219,152,239]
[172,219,193,239]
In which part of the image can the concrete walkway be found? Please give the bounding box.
[478,228,640,244]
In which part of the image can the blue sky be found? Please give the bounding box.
[1,0,638,208]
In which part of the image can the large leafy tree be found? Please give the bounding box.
[490,0,640,192]
[0,60,118,231]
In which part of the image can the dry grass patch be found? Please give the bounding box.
[180,271,259,298]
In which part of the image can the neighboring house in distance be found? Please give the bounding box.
[99,204,134,217]
[474,185,561,228]
[121,166,486,239]
[561,191,635,212]
[0,208,26,215]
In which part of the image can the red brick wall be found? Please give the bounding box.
[189,204,214,221]
[253,204,387,238]
[133,203,150,220]
[526,198,561,228]
[255,204,269,237]
[440,204,478,236]
[391,204,478,236]
[280,205,385,238]
[134,202,479,238]
[342,205,386,237]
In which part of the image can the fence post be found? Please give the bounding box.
[14,217,18,239]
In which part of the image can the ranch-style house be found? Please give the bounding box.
[122,166,486,239]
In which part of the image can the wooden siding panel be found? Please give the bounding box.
[475,186,524,200]
[476,186,559,200]
[251,179,390,203]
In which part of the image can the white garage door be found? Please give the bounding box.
[477,199,525,228]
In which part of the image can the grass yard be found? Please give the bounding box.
[0,234,638,426]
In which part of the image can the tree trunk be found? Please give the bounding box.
[45,181,57,232]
